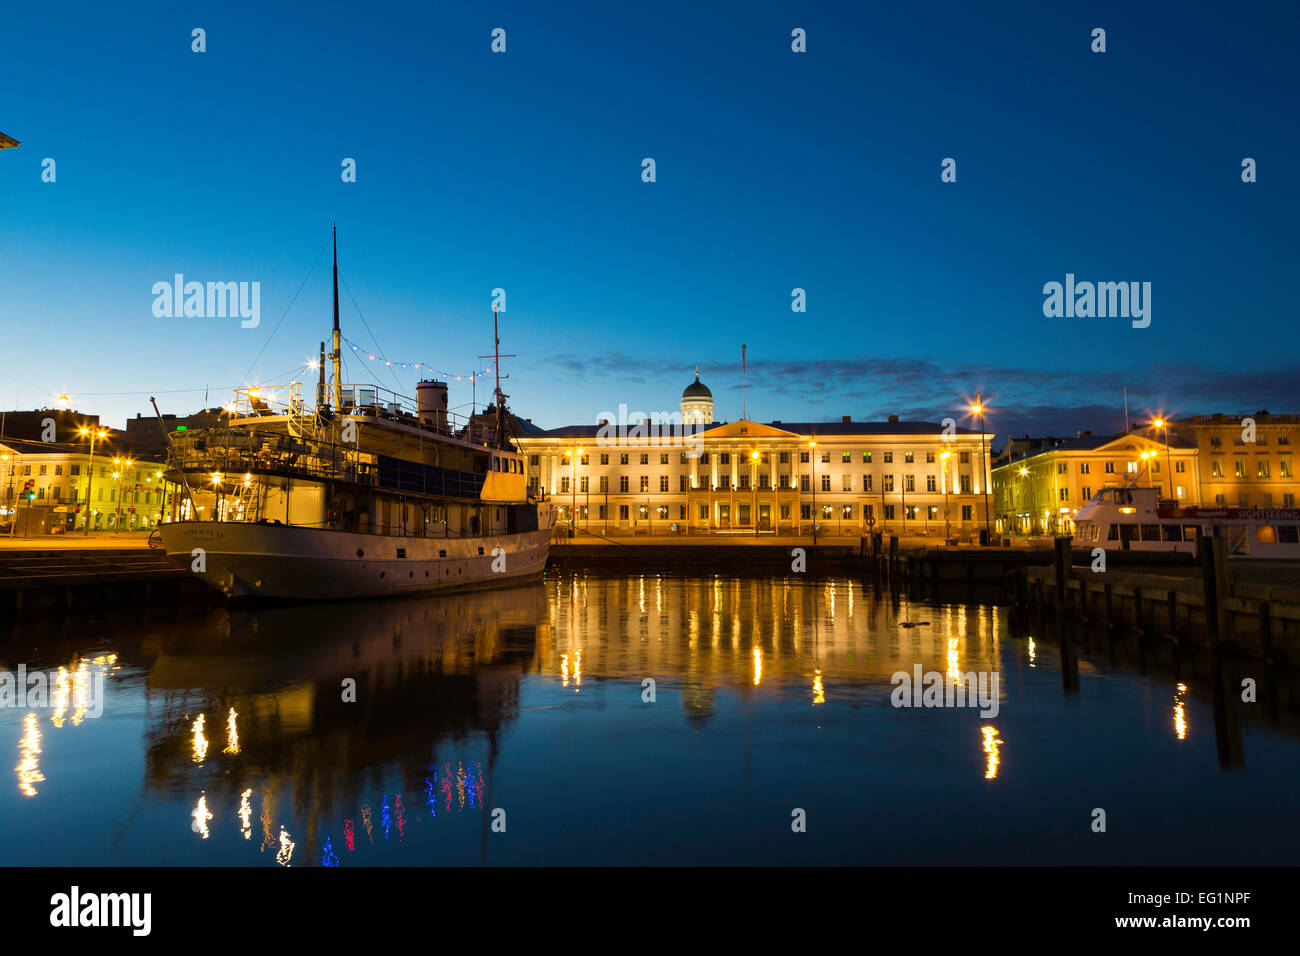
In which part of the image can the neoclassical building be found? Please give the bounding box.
[516,371,993,537]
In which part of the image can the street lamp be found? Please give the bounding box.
[1016,466,1029,537]
[1153,417,1174,500]
[750,450,759,536]
[971,394,991,542]
[809,440,817,545]
[940,449,952,540]
[564,447,583,537]
[112,458,132,531]
[78,425,108,535]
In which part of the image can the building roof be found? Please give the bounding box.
[682,370,712,400]
[995,430,1194,468]
[525,419,981,440]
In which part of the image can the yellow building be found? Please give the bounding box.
[1168,413,1299,510]
[1,436,173,533]
[516,373,993,539]
[992,431,1199,537]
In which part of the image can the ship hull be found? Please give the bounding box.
[159,519,553,600]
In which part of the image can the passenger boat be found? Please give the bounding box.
[155,229,556,599]
[1072,485,1300,557]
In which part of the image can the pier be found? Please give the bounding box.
[0,539,210,618]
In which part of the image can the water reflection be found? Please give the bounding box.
[2,572,1298,865]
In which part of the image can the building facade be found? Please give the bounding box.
[516,373,993,538]
[1169,413,1298,510]
[992,431,1199,537]
[1,437,172,533]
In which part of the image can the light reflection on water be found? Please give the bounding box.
[1,571,1298,866]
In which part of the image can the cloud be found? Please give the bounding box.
[539,352,1300,442]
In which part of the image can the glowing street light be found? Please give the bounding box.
[970,394,991,542]
[78,425,109,535]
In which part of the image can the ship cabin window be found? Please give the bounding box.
[1106,524,1119,541]
[1257,525,1277,544]
[1161,525,1183,542]
[1278,525,1299,544]
[1140,524,1161,541]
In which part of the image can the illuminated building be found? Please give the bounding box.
[516,371,991,537]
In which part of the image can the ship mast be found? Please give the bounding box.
[330,224,342,409]
[480,306,515,449]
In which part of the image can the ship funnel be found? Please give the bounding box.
[416,380,449,431]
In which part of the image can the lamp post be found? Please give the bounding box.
[564,447,582,538]
[809,440,817,545]
[111,458,132,531]
[940,449,952,541]
[750,450,759,536]
[1153,417,1174,500]
[78,426,108,535]
[972,394,991,542]
[1016,465,1029,538]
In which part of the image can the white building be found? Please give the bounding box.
[516,372,993,537]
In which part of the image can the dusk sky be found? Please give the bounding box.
[3,0,1297,444]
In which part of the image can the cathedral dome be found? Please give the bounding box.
[682,370,711,400]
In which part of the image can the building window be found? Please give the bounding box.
[619,476,629,492]
[884,504,896,520]
[599,476,609,492]
[560,477,570,493]
[1211,459,1225,478]
[579,477,589,493]
[619,505,629,520]
[961,505,973,521]
[639,453,649,465]
[1284,493,1295,507]
[959,475,972,493]
[70,464,80,476]
[580,454,589,465]
[54,464,63,476]
[820,452,830,463]
[800,475,810,491]
[699,453,710,464]
[720,453,730,465]
[678,504,687,519]
[841,475,851,491]
[779,451,789,464]
[639,476,649,492]
[1105,461,1115,474]
[863,474,872,492]
[1258,458,1270,479]
[1214,494,1226,505]
[1281,458,1293,478]
[842,504,853,519]
[1059,487,1068,501]
[799,451,809,463]
[699,504,708,520]
[1175,461,1185,473]
[904,475,915,492]
[862,451,872,463]
[883,474,894,492]
[926,475,937,492]
[1057,462,1067,474]
[1082,486,1091,499]
[719,475,731,490]
[679,475,688,491]
[1235,458,1247,479]
[780,504,791,519]
[883,451,893,463]
[1080,462,1089,474]
[904,451,914,464]
[598,453,608,465]
[620,453,629,465]
[959,451,970,464]
[800,504,811,520]
[740,473,751,490]
[1238,493,1249,508]
[841,451,851,463]
[779,474,790,489]
[660,453,669,465]
[925,451,935,463]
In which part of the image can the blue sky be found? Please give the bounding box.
[2,0,1297,442]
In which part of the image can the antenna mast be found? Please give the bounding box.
[330,224,342,409]
[478,306,516,449]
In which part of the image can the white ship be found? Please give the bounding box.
[156,229,556,599]
[1073,485,1300,557]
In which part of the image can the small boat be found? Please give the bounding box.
[156,229,556,599]
[1072,485,1300,557]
